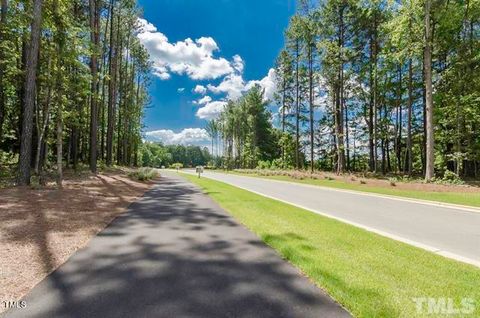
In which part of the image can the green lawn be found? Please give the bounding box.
[182,173,480,318]
[220,170,480,208]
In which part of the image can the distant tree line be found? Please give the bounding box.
[207,0,480,181]
[0,0,151,186]
[139,142,211,168]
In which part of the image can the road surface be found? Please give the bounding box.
[185,170,480,267]
[4,174,349,318]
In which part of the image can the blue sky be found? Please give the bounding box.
[137,0,295,145]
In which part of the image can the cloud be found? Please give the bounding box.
[193,85,207,94]
[137,18,278,123]
[245,68,276,102]
[177,87,185,93]
[145,128,209,145]
[207,74,245,100]
[137,18,158,33]
[232,54,244,73]
[207,68,277,102]
[195,95,212,105]
[138,19,234,80]
[196,101,228,119]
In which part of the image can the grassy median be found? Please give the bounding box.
[183,173,480,317]
[223,171,480,208]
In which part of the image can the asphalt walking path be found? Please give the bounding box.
[183,170,480,267]
[4,173,349,318]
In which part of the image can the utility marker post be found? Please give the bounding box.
[196,166,204,178]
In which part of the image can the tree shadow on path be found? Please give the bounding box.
[4,175,350,318]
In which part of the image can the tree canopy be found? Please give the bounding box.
[210,0,480,182]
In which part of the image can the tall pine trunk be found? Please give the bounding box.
[424,0,434,181]
[18,0,43,185]
[335,4,346,174]
[294,39,300,170]
[308,44,314,173]
[405,58,413,175]
[0,0,8,141]
[106,0,117,166]
[55,0,64,188]
[89,0,99,173]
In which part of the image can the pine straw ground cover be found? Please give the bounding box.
[0,168,158,313]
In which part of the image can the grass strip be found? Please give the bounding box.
[183,173,480,317]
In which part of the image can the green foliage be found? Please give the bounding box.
[212,0,480,180]
[128,167,159,181]
[0,0,151,181]
[437,170,465,185]
[171,162,184,170]
[388,177,396,187]
[217,86,280,170]
[256,160,271,170]
[139,142,211,169]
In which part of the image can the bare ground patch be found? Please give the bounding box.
[0,170,157,312]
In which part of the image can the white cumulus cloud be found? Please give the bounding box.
[207,74,246,100]
[195,95,212,105]
[196,101,228,120]
[232,54,244,73]
[137,18,158,33]
[193,85,207,94]
[145,128,209,145]
[207,68,276,102]
[137,18,279,123]
[138,19,234,80]
[245,68,276,102]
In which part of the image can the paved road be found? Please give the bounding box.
[4,173,349,318]
[185,170,480,267]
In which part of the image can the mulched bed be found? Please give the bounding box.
[0,171,156,312]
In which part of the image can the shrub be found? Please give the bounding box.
[270,159,283,170]
[171,163,183,170]
[128,167,159,181]
[439,170,464,185]
[388,177,397,187]
[256,160,271,170]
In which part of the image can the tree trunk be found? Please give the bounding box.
[56,105,63,188]
[0,0,8,142]
[295,39,300,170]
[308,44,314,173]
[106,0,117,166]
[372,12,378,173]
[395,65,402,173]
[34,76,51,175]
[100,3,111,161]
[18,0,43,185]
[281,68,286,167]
[55,0,64,188]
[89,0,99,173]
[335,4,346,174]
[405,58,413,176]
[424,0,434,181]
[368,33,375,172]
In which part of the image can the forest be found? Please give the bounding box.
[139,142,211,169]
[0,0,150,186]
[208,0,480,181]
